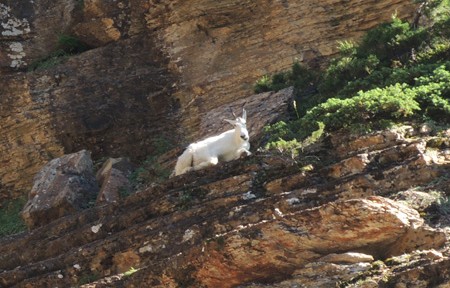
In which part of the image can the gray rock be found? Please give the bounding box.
[96,157,135,204]
[21,150,98,229]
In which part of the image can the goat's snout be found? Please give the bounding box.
[240,134,249,141]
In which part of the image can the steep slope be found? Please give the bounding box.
[0,125,448,287]
[0,0,417,200]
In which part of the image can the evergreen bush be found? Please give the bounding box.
[261,5,450,155]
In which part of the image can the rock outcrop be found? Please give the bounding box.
[18,87,294,230]
[0,38,177,201]
[0,125,448,287]
[21,150,98,229]
[0,0,418,201]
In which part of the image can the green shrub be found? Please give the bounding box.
[318,54,381,97]
[28,34,90,71]
[417,0,450,22]
[0,198,27,238]
[262,7,450,155]
[265,138,302,158]
[263,121,296,142]
[254,62,318,95]
[356,16,427,64]
[254,75,272,94]
[303,83,420,131]
[129,156,171,190]
[414,64,450,121]
[28,50,70,71]
[254,72,289,93]
[129,137,174,190]
[318,16,431,100]
[57,34,89,54]
[264,63,450,153]
[78,272,100,285]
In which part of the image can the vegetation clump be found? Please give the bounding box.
[129,137,174,191]
[260,0,450,155]
[0,198,27,237]
[28,34,90,71]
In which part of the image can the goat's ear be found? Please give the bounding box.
[224,119,236,125]
[242,108,247,121]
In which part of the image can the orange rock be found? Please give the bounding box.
[113,250,141,274]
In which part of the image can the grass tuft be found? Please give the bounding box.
[0,198,27,238]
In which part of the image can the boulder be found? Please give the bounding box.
[96,157,135,204]
[21,150,98,229]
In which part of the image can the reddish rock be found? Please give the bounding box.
[331,130,406,158]
[264,171,308,195]
[328,154,369,179]
[0,127,448,287]
[112,250,140,274]
[194,196,444,287]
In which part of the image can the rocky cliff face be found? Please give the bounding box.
[0,124,449,287]
[0,0,418,200]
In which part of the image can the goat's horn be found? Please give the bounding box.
[242,107,247,121]
[228,106,237,118]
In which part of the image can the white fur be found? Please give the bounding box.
[172,109,251,177]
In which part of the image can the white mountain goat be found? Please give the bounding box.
[172,108,251,176]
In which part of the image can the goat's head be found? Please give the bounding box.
[224,108,249,141]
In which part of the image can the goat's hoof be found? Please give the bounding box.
[240,151,251,158]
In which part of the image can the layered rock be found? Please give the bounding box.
[0,74,64,201]
[0,126,448,287]
[15,88,295,230]
[193,197,443,288]
[0,0,418,201]
[0,36,177,199]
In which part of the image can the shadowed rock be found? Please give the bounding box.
[21,150,98,229]
[96,157,135,204]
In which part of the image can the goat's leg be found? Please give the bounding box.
[234,148,252,160]
[193,157,219,170]
[179,166,194,175]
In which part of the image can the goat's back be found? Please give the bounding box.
[193,130,235,154]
